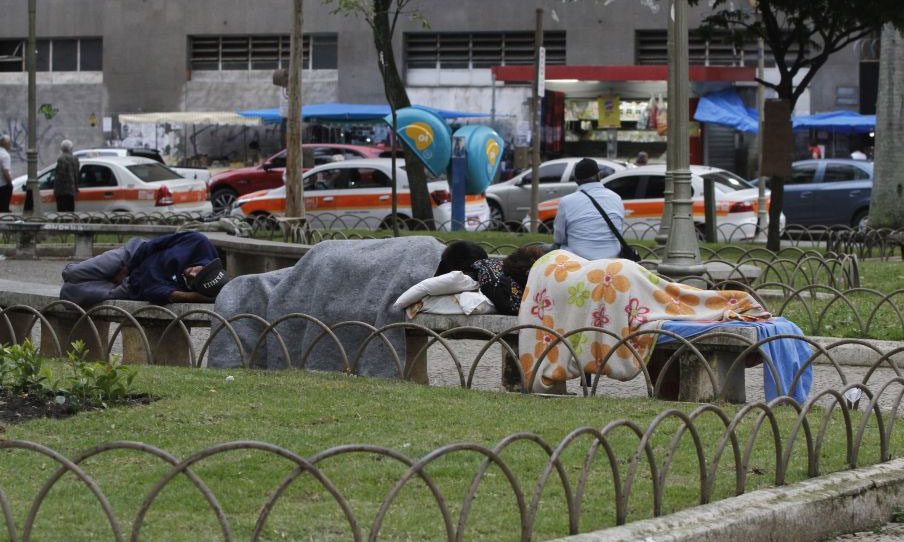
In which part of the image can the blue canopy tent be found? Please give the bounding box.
[693,88,760,133]
[791,110,876,134]
[238,102,491,124]
[694,89,876,134]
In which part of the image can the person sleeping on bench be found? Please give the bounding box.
[60,231,229,306]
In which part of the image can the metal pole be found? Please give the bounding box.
[703,176,716,242]
[26,0,42,217]
[655,2,676,246]
[659,0,704,279]
[529,8,543,233]
[754,36,768,242]
[391,104,399,237]
[285,0,305,223]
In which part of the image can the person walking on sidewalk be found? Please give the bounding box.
[0,135,13,212]
[54,139,79,212]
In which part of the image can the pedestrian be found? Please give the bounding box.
[60,231,229,306]
[634,151,649,166]
[0,135,12,212]
[552,158,625,260]
[55,139,80,212]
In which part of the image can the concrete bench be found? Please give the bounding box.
[0,279,212,366]
[407,312,757,403]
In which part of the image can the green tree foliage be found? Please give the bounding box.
[692,0,904,248]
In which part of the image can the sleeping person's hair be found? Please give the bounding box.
[502,245,547,288]
[434,241,488,279]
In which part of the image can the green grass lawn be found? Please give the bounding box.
[1,366,895,541]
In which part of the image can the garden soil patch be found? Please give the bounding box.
[0,390,154,425]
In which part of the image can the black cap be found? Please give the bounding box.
[574,158,600,183]
[190,258,229,298]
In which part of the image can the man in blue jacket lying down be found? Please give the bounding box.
[60,231,229,306]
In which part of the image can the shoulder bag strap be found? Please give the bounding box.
[580,189,631,252]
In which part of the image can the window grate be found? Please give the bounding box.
[405,31,566,70]
[635,29,801,68]
[189,34,334,71]
[0,38,102,72]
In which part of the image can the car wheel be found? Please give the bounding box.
[540,219,556,234]
[851,208,869,231]
[488,200,504,226]
[211,188,238,214]
[379,214,411,231]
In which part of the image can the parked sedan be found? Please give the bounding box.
[9,156,212,214]
[207,143,394,213]
[751,159,873,228]
[73,147,211,183]
[485,157,628,224]
[230,158,490,231]
[523,165,784,240]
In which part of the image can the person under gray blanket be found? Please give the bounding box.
[60,231,229,306]
[209,236,445,376]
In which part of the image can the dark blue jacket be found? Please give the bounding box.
[127,232,219,304]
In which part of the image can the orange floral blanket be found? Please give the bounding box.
[517,250,770,393]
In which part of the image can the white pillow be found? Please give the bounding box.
[407,292,496,317]
[393,271,479,310]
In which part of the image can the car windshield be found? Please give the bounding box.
[126,163,183,183]
[702,172,754,192]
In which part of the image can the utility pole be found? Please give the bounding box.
[529,8,543,233]
[754,35,769,242]
[658,0,704,280]
[285,0,305,222]
[26,0,42,217]
[656,7,676,246]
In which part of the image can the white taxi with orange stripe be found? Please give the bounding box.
[523,164,785,240]
[230,158,490,230]
[9,156,212,214]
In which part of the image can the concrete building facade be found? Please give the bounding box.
[0,0,866,175]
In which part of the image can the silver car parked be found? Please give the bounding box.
[485,157,628,225]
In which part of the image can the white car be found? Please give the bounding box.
[10,156,212,214]
[231,158,491,231]
[522,164,785,241]
[486,157,629,224]
[73,148,211,183]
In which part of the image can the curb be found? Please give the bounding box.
[557,457,904,542]
[811,337,904,368]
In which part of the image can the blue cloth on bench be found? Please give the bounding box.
[657,317,813,404]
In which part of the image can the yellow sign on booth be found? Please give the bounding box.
[597,95,621,129]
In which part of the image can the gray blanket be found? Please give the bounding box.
[208,236,445,377]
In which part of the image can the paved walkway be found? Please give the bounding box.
[831,523,904,541]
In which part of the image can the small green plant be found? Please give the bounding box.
[0,340,138,410]
[0,340,57,394]
[64,341,137,407]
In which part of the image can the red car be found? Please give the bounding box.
[208,143,392,212]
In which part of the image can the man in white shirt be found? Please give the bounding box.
[0,135,12,212]
[552,158,625,260]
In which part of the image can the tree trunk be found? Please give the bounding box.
[285,0,305,220]
[372,0,433,226]
[870,23,904,229]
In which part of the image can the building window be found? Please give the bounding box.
[188,34,338,71]
[405,31,566,70]
[635,29,801,67]
[0,37,103,72]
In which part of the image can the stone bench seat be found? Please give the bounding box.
[408,312,758,403]
[0,279,212,366]
[0,222,180,259]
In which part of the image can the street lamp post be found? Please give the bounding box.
[655,4,676,246]
[26,0,42,217]
[529,8,543,233]
[658,0,704,279]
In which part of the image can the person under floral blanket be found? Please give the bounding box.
[518,250,800,396]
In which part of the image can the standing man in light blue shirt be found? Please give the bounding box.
[553,158,625,260]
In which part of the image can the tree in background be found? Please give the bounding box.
[870,24,904,229]
[693,0,904,249]
[326,0,434,227]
